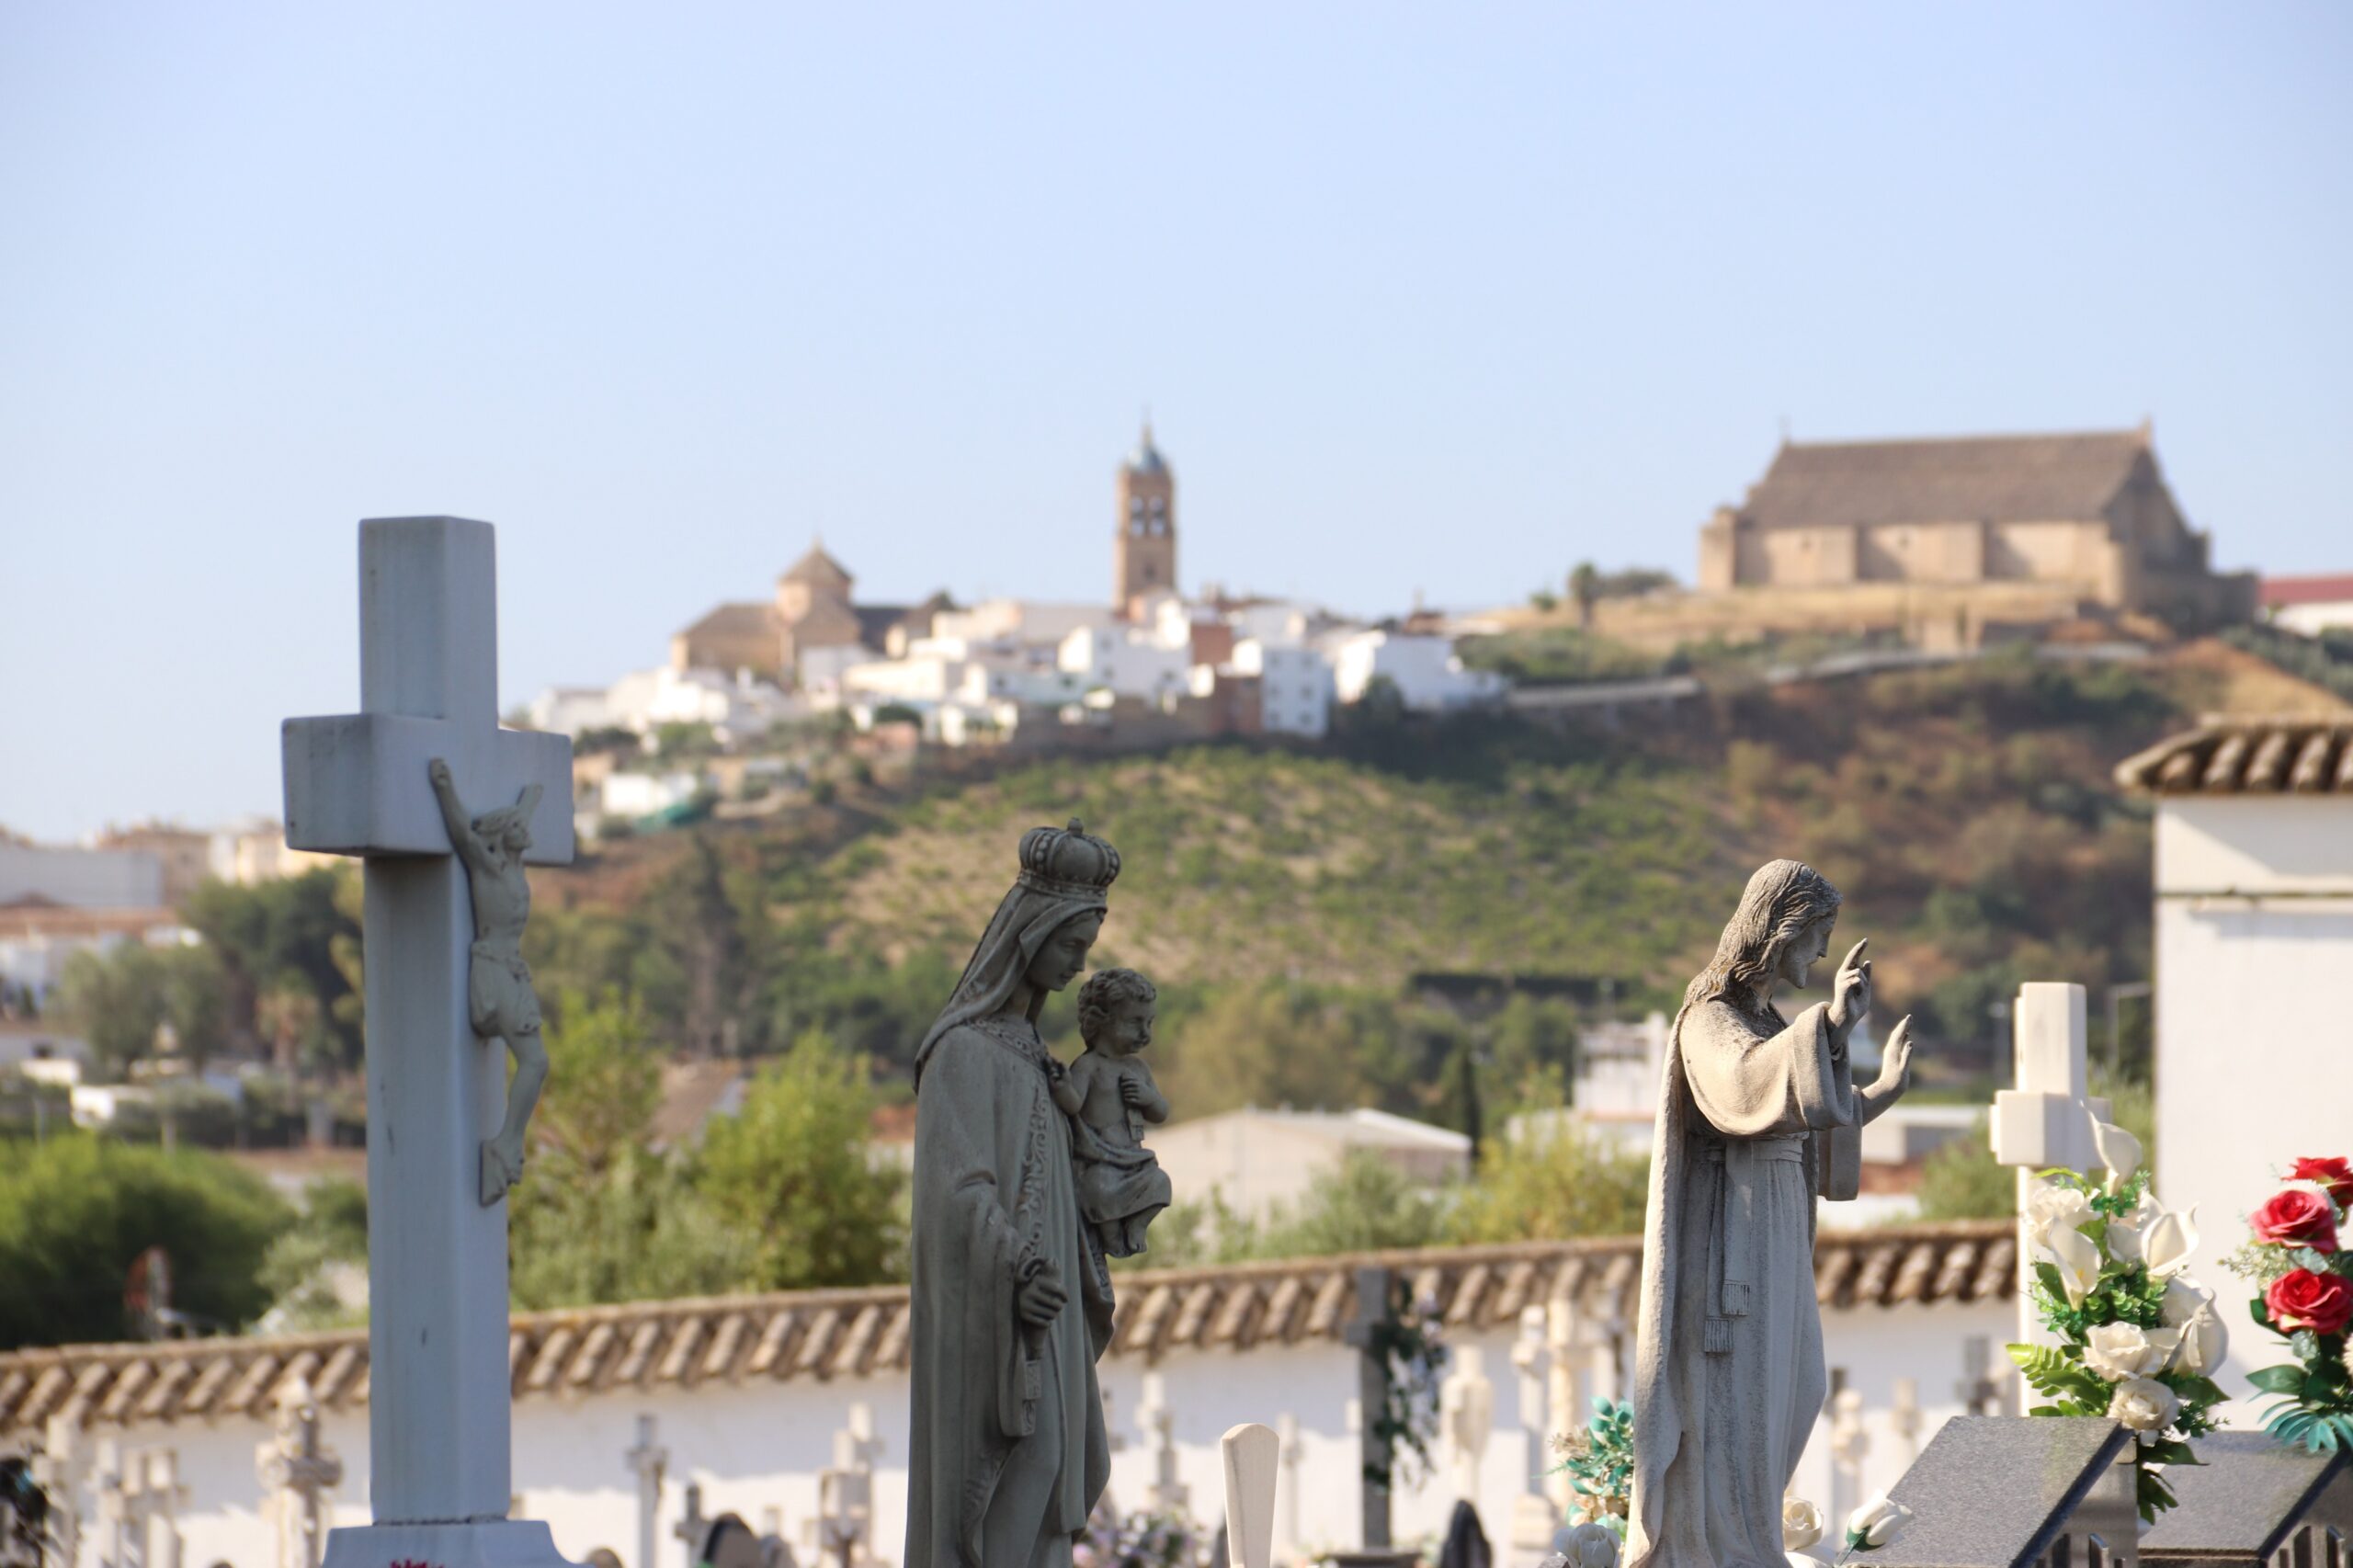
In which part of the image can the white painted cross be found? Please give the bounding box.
[256,1375,344,1568]
[1889,1377,1924,1467]
[1987,983,2109,1380]
[674,1483,713,1568]
[280,517,574,1567]
[31,1415,86,1566]
[1826,1387,1868,1535]
[1508,1305,1561,1567]
[1274,1414,1302,1564]
[813,1403,884,1568]
[1137,1372,1188,1516]
[1220,1423,1279,1568]
[626,1415,667,1568]
[1439,1344,1495,1504]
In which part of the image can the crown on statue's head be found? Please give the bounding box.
[1017,817,1120,898]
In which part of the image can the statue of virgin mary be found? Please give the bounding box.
[904,820,1120,1568]
[1626,860,1917,1568]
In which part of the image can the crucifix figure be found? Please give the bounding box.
[281,516,574,1566]
[428,758,548,1203]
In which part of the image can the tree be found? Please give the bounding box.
[506,992,749,1308]
[1569,561,1601,628]
[0,1137,291,1348]
[54,942,229,1079]
[1446,1122,1649,1244]
[695,1029,907,1289]
[181,869,362,1064]
[256,1176,369,1330]
[1261,1150,1447,1256]
[1911,1122,2012,1221]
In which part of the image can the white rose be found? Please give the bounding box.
[2026,1181,2093,1246]
[2045,1222,2102,1306]
[1552,1521,1620,1568]
[1844,1494,1914,1551]
[1781,1494,1825,1551]
[2108,1375,2181,1433]
[2083,1322,2182,1381]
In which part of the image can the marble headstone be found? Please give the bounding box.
[2140,1432,2353,1567]
[1866,1417,2138,1568]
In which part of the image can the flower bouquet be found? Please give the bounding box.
[1548,1397,1633,1540]
[1074,1506,1204,1568]
[2006,1115,2226,1522]
[2223,1154,2353,1452]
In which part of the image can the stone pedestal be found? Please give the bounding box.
[324,1520,574,1568]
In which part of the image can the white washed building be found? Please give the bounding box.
[1233,641,1334,738]
[0,1228,2018,1568]
[2118,717,2353,1404]
[1327,631,1506,713]
[1152,1108,1472,1219]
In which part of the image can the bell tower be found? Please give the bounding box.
[1113,421,1176,619]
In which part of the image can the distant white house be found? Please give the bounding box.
[1150,1106,1472,1219]
[529,666,801,744]
[1326,630,1506,712]
[0,844,165,909]
[1232,640,1334,737]
[1057,623,1193,704]
[930,599,1116,649]
[2119,716,2353,1408]
[2259,573,2353,636]
[598,769,707,821]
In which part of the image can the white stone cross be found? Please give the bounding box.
[626,1415,667,1568]
[1275,1414,1302,1564]
[675,1483,713,1568]
[1508,1305,1561,1565]
[1826,1387,1868,1535]
[813,1403,884,1568]
[1137,1372,1188,1516]
[256,1375,344,1568]
[279,517,574,1567]
[31,1415,86,1566]
[1889,1376,1924,1466]
[1439,1344,1495,1503]
[1987,983,2109,1373]
[1220,1423,1279,1568]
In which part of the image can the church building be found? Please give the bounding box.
[1698,426,2255,631]
[1113,423,1177,619]
[670,541,947,686]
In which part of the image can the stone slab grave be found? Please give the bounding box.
[281,516,575,1568]
[2139,1431,2353,1567]
[1867,1417,2138,1568]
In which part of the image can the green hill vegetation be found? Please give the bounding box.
[521,646,2201,1125]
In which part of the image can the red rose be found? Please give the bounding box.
[2254,1188,2342,1252]
[2268,1268,2353,1335]
[2290,1156,2353,1206]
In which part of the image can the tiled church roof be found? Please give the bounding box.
[1737,429,2151,532]
[2116,718,2353,794]
[0,1223,2014,1435]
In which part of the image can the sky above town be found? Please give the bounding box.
[3,3,2348,841]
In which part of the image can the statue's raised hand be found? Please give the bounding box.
[1828,938,1871,1037]
[1869,1015,1916,1103]
[1017,1259,1067,1327]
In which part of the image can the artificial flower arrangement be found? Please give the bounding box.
[1073,1506,1204,1568]
[2006,1115,2227,1522]
[1545,1520,1622,1568]
[2222,1154,2353,1452]
[1547,1397,1634,1540]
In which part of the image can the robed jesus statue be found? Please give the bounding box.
[905,820,1122,1568]
[1627,859,1917,1568]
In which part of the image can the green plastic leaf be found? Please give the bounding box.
[2141,1439,2199,1466]
[2247,1365,2310,1395]
[2291,1330,2325,1362]
[2172,1376,2229,1406]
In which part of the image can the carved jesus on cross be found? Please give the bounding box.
[427,758,549,1205]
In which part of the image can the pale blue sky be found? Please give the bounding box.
[4,4,2348,842]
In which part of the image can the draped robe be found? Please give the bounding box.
[1627,997,1864,1568]
[906,1014,1114,1568]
